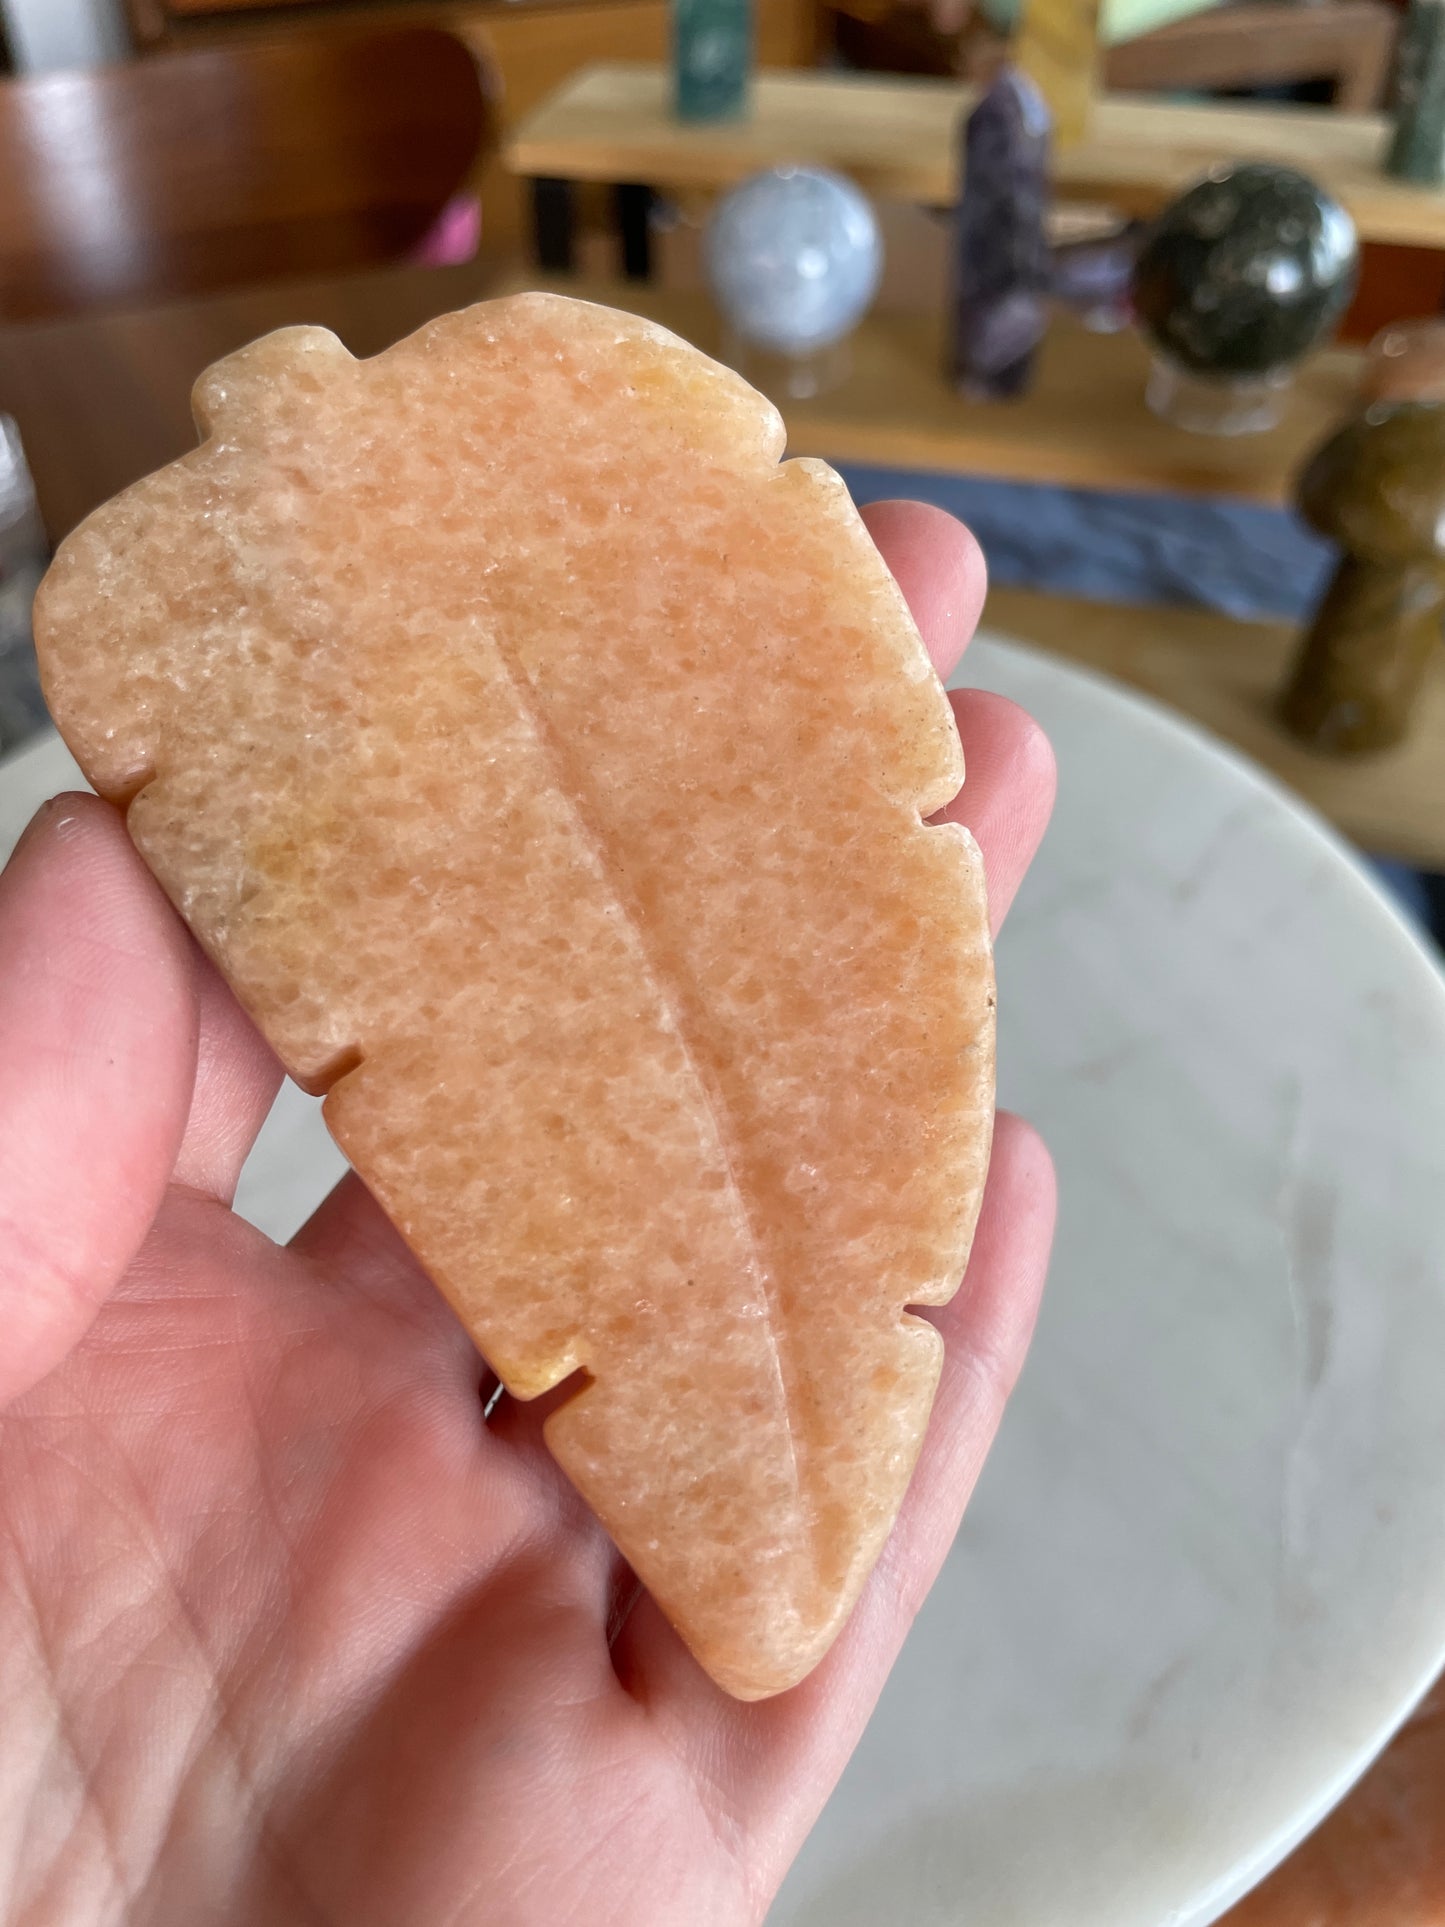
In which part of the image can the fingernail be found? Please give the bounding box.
[7,793,92,867]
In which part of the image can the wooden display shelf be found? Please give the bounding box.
[506,62,1445,249]
[984,587,1445,868]
[509,275,1359,500]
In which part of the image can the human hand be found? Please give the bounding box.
[0,501,1056,1927]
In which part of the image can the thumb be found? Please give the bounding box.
[0,795,198,1406]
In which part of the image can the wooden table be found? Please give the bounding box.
[505,62,1445,274]
[0,257,499,542]
[3,258,1440,867]
[505,275,1361,499]
[497,271,1442,866]
[986,588,1445,868]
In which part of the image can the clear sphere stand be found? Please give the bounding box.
[1145,355,1295,436]
[719,327,854,402]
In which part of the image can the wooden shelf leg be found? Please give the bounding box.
[531,177,577,273]
[614,183,655,281]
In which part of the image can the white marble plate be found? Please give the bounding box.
[7,637,1445,1926]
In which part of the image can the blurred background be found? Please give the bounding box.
[1,2,1445,1920]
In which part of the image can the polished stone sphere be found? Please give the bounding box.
[704,166,883,357]
[1132,163,1358,378]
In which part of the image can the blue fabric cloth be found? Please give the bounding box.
[1366,860,1434,928]
[836,465,1337,623]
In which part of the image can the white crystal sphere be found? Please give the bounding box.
[705,166,883,357]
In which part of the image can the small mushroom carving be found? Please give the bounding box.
[1280,394,1445,755]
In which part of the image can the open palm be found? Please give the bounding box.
[0,503,1056,1927]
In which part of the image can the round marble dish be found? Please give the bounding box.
[4,636,1444,1925]
[775,638,1445,1926]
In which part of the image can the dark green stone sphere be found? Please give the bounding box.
[1131,164,1358,378]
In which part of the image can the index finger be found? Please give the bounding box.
[861,499,987,683]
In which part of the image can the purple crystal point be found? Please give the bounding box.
[949,66,1052,399]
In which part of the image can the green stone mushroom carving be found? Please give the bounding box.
[1280,401,1445,755]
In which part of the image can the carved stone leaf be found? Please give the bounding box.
[33,295,994,1699]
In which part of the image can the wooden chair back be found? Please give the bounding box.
[0,26,493,323]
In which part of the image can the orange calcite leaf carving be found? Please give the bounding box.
[33,295,994,1699]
